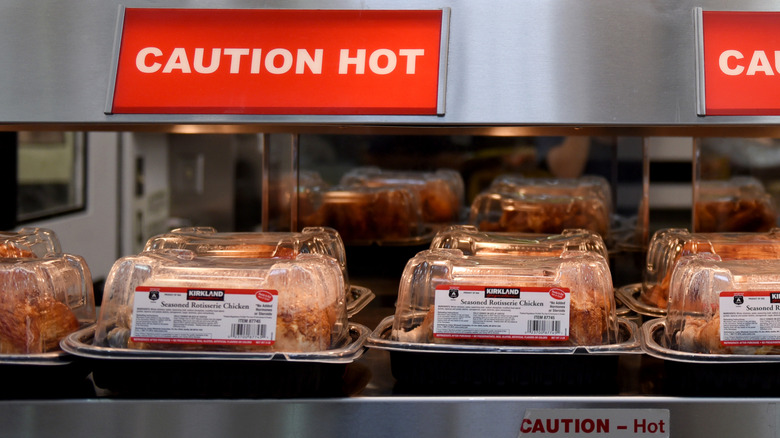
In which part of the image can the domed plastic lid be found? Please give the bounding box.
[0,227,61,258]
[468,189,611,237]
[94,251,347,354]
[391,248,617,347]
[431,224,608,260]
[340,167,464,223]
[665,255,780,355]
[0,253,94,354]
[642,228,780,311]
[695,177,778,232]
[144,226,347,279]
[490,174,613,215]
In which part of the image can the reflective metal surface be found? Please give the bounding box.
[0,395,778,438]
[4,0,780,132]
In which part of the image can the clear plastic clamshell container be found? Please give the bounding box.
[641,315,780,396]
[431,225,609,260]
[389,248,619,348]
[639,256,780,395]
[91,250,350,355]
[340,167,465,224]
[620,228,780,316]
[299,185,427,244]
[0,230,94,355]
[469,175,612,238]
[369,248,639,394]
[431,225,640,322]
[0,227,61,258]
[694,177,778,233]
[143,226,373,317]
[663,255,780,356]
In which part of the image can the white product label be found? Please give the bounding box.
[433,285,570,341]
[719,291,780,346]
[131,286,278,346]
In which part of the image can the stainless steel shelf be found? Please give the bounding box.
[2,393,778,438]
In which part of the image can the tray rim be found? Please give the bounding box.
[367,314,642,355]
[0,349,75,367]
[641,317,780,364]
[61,322,370,364]
[616,282,667,317]
[346,284,375,318]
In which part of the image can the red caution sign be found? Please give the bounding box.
[701,11,780,115]
[108,8,447,115]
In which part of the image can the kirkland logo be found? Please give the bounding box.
[485,288,520,299]
[771,293,780,304]
[187,289,225,301]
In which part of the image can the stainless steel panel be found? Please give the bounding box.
[0,397,777,438]
[4,0,780,128]
[437,7,451,116]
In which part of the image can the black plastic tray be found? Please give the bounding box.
[369,316,641,395]
[642,318,780,397]
[62,323,370,398]
[0,352,93,399]
[616,283,666,318]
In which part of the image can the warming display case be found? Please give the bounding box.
[5,1,780,437]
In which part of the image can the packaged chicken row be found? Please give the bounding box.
[630,185,780,395]
[470,175,612,238]
[368,226,640,394]
[61,227,373,397]
[299,167,464,244]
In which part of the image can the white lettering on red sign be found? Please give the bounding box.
[718,49,780,76]
[135,47,424,75]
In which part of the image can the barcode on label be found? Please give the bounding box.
[230,323,266,338]
[527,320,561,334]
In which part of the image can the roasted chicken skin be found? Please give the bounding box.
[677,315,780,355]
[0,286,78,354]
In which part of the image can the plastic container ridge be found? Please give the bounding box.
[143,227,374,317]
[469,175,612,237]
[431,224,609,260]
[0,227,62,258]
